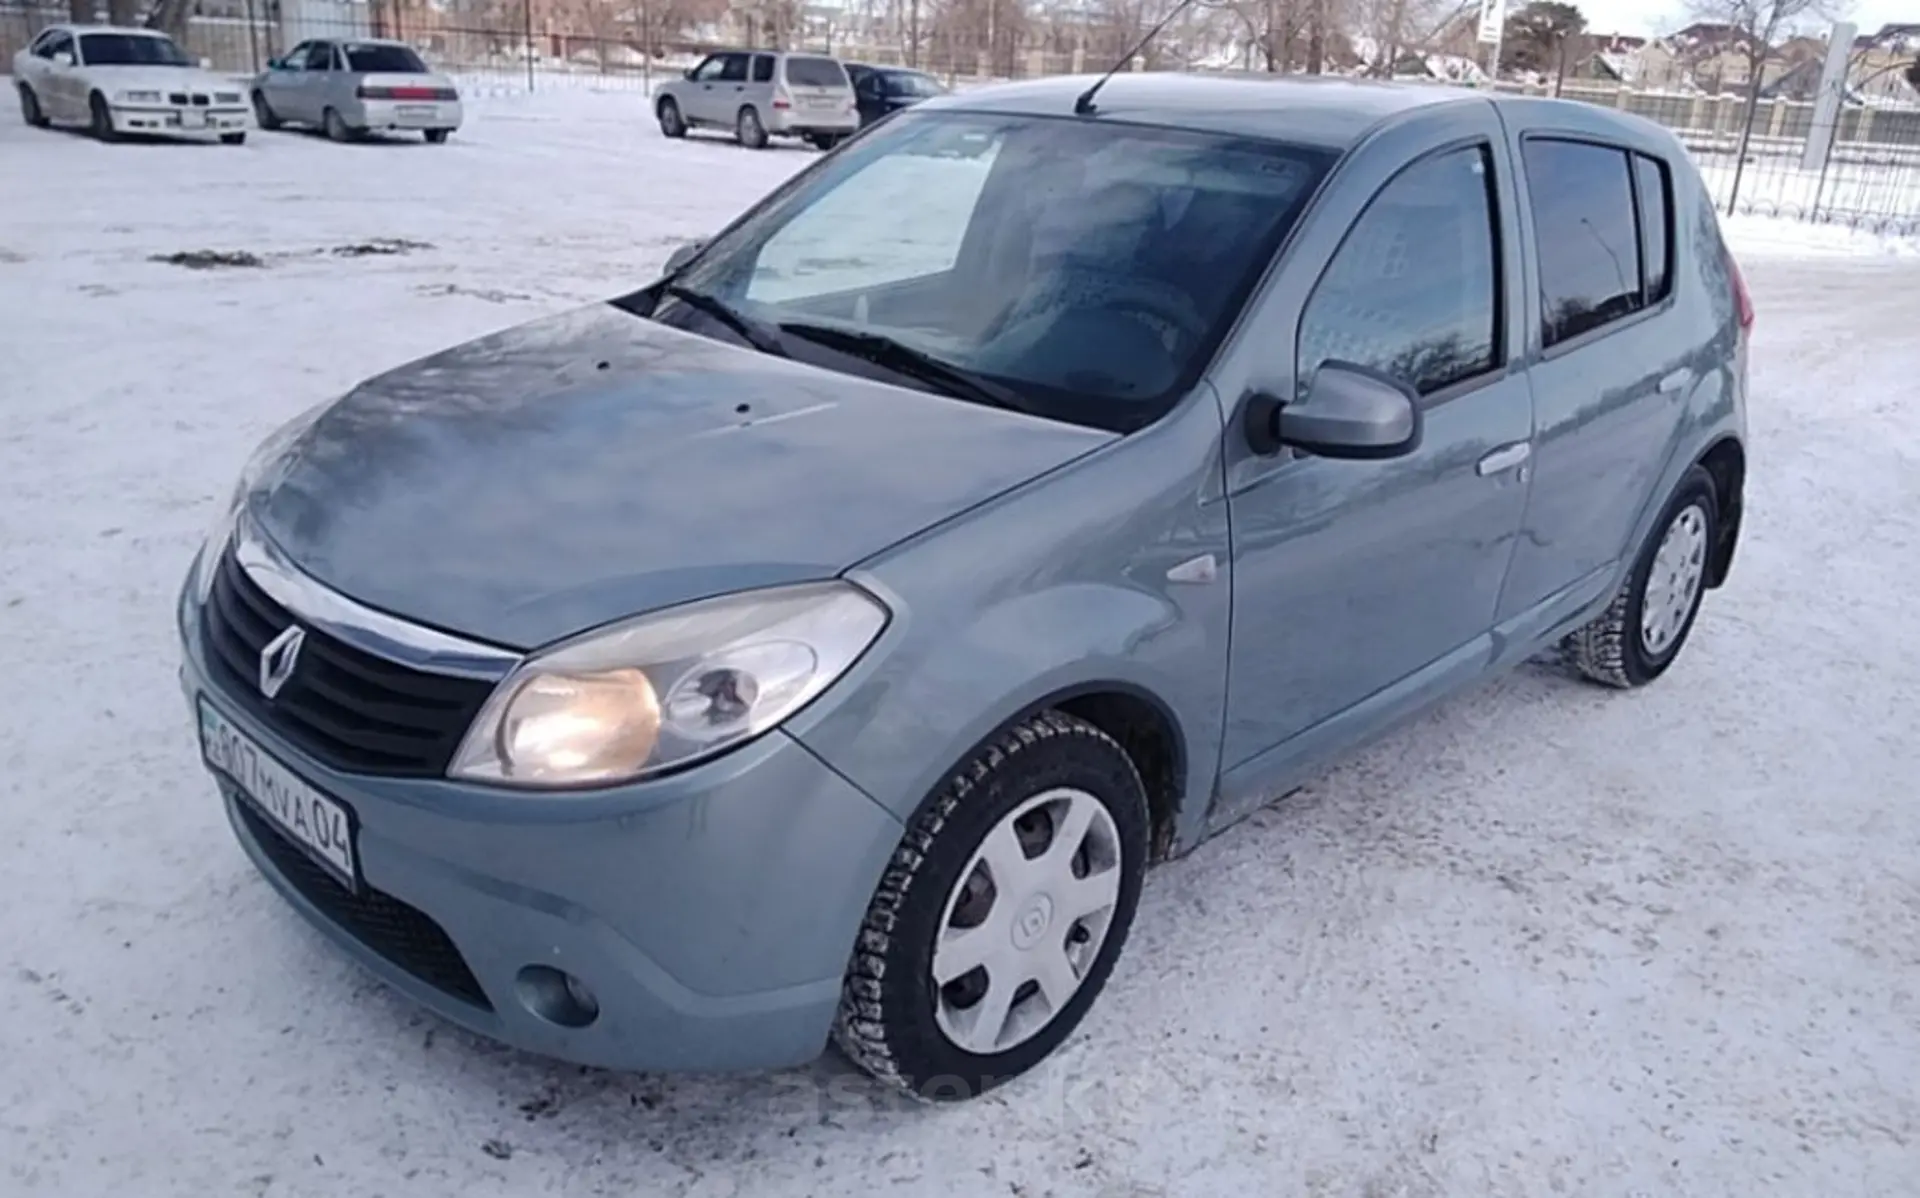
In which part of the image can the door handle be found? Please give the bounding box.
[1476,441,1531,477]
[1657,368,1693,395]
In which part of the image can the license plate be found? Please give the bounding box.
[805,96,836,109]
[199,698,358,888]
[396,105,435,122]
[181,109,207,129]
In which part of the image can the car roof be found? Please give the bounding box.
[923,71,1477,149]
[846,62,934,74]
[47,23,170,37]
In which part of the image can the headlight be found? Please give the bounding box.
[450,582,889,788]
[120,90,162,103]
[189,400,331,603]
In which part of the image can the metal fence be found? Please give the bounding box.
[5,2,1917,234]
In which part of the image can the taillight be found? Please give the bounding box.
[358,85,454,101]
[772,98,790,109]
[1726,247,1755,332]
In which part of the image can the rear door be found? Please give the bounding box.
[1494,135,1688,624]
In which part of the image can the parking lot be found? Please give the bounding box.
[2,87,1917,1197]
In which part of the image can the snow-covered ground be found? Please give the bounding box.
[3,89,1919,1198]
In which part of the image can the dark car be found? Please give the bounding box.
[844,61,946,128]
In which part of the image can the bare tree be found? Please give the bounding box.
[1684,0,1836,210]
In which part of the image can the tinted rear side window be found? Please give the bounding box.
[784,56,847,88]
[1523,139,1643,347]
[1633,154,1672,304]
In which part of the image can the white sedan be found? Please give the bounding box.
[13,24,250,143]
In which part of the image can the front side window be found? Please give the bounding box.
[689,55,727,82]
[663,112,1330,432]
[1297,144,1502,399]
[345,43,428,73]
[78,33,193,67]
[783,55,847,88]
[278,41,310,69]
[1523,138,1644,347]
[37,31,73,59]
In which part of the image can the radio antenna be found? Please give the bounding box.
[1074,0,1203,116]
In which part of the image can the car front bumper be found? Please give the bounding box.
[349,98,462,132]
[176,568,902,1073]
[111,103,248,136]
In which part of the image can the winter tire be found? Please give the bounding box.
[18,84,47,128]
[735,105,767,150]
[834,710,1149,1101]
[251,91,279,130]
[89,92,117,142]
[1567,464,1719,688]
[657,97,685,139]
[423,128,450,144]
[323,107,356,143]
[220,132,246,145]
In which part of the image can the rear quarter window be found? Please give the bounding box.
[783,56,847,88]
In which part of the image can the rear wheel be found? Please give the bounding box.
[1566,465,1719,688]
[322,107,356,143]
[251,91,280,130]
[834,711,1149,1100]
[220,132,246,145]
[88,92,117,142]
[735,105,766,150]
[18,83,47,128]
[656,96,685,139]
[423,128,450,144]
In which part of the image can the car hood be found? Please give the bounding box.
[251,303,1114,649]
[88,65,232,92]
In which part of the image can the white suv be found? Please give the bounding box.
[655,50,859,150]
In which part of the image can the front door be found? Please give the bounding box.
[261,41,308,121]
[1218,127,1535,775]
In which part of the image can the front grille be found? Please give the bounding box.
[233,795,492,1009]
[168,91,187,104]
[201,547,495,776]
[192,92,210,106]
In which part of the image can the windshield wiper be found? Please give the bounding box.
[662,285,787,358]
[778,322,1032,415]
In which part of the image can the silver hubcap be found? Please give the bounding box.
[1641,502,1709,656]
[931,788,1123,1056]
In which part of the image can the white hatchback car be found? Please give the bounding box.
[13,24,249,143]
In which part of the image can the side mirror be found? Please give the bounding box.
[663,240,705,275]
[265,56,281,69]
[1246,361,1422,459]
[52,50,74,67]
[683,67,696,80]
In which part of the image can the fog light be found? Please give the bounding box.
[515,964,599,1028]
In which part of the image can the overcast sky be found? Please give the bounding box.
[1597,0,1913,37]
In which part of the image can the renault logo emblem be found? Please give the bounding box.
[259,625,305,700]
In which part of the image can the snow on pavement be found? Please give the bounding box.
[2,89,1918,1198]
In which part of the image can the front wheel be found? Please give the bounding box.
[18,83,48,128]
[1566,464,1720,688]
[834,711,1149,1101]
[88,92,118,141]
[251,91,280,130]
[656,96,685,139]
[220,132,246,145]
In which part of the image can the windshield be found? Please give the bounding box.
[663,111,1331,433]
[79,33,192,67]
[885,72,942,98]
[345,43,428,73]
[784,56,847,88]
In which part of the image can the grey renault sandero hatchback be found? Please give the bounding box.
[179,73,1750,1101]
